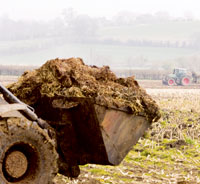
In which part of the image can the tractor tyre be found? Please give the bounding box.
[162,79,167,85]
[181,77,190,86]
[167,78,176,86]
[0,117,58,184]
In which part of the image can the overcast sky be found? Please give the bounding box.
[1,0,200,21]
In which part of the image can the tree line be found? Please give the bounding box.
[1,64,200,80]
[1,11,200,50]
[0,65,174,80]
[0,65,36,76]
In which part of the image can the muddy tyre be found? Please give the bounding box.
[0,117,58,184]
[167,78,176,86]
[181,77,190,86]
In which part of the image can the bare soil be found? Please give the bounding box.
[0,76,18,86]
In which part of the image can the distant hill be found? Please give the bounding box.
[98,20,200,43]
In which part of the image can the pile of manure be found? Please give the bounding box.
[8,58,160,122]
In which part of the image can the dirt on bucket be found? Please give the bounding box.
[8,58,160,122]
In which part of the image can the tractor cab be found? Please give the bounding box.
[173,68,187,77]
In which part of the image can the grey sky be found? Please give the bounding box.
[1,0,200,20]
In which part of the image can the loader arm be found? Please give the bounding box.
[0,83,51,132]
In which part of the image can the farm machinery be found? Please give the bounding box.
[0,58,160,184]
[162,68,192,86]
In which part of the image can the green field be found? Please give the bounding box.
[98,21,200,42]
[0,41,198,68]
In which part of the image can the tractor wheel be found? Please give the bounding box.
[167,78,176,86]
[162,79,167,85]
[0,117,58,184]
[181,77,190,86]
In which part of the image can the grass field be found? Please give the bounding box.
[0,41,198,67]
[98,21,200,42]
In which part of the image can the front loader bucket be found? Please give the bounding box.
[95,104,150,165]
[33,96,151,166]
